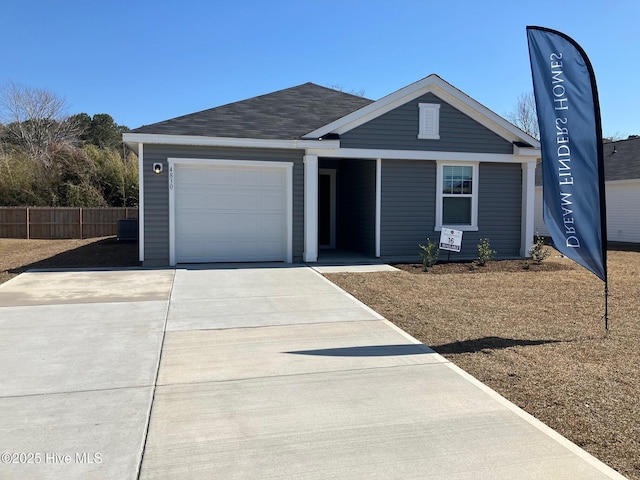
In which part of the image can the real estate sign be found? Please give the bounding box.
[439,229,463,252]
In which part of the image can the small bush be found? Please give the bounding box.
[477,238,496,266]
[418,238,440,271]
[529,235,551,264]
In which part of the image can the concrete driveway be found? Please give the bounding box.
[0,265,626,479]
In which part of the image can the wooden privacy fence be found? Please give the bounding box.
[0,207,139,239]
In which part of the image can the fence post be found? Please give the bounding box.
[26,207,30,240]
[80,207,83,239]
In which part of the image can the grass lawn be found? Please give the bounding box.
[1,238,637,478]
[326,250,639,480]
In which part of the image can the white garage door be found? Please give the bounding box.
[173,163,288,263]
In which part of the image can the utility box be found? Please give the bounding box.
[116,218,139,242]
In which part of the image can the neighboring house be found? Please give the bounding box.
[123,74,540,266]
[534,136,640,244]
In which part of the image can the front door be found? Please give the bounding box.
[318,169,336,248]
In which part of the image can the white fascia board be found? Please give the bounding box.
[515,145,541,157]
[307,147,534,164]
[122,133,336,150]
[303,74,540,147]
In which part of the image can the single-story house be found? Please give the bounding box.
[534,136,640,244]
[123,74,540,266]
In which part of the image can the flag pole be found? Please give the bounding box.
[604,282,609,331]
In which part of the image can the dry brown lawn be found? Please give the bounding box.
[1,239,638,478]
[326,251,639,480]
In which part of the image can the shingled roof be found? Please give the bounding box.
[535,136,640,185]
[131,83,374,140]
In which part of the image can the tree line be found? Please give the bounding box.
[0,82,137,207]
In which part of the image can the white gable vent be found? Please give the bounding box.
[418,103,440,140]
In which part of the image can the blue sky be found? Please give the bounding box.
[3,0,638,138]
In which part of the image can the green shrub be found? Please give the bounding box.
[418,238,440,271]
[529,235,551,264]
[477,238,496,266]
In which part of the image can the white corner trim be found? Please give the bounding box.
[123,133,337,150]
[167,158,294,266]
[137,143,144,263]
[521,162,536,257]
[375,159,381,258]
[303,154,319,262]
[168,161,176,266]
[285,165,294,263]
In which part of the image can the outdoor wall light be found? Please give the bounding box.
[153,163,163,174]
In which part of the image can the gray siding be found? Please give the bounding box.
[142,144,304,265]
[380,160,522,262]
[380,160,436,258]
[337,159,376,255]
[477,163,522,257]
[341,92,513,154]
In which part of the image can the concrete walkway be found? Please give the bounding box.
[0,265,627,479]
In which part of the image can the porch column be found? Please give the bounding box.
[521,161,536,257]
[303,154,318,262]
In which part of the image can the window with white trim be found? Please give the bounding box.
[435,162,479,231]
[418,103,440,139]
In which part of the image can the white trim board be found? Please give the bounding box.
[137,143,145,262]
[307,147,537,164]
[123,133,337,154]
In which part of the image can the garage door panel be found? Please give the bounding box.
[174,163,288,263]
[261,192,285,211]
[207,168,234,185]
[261,170,285,187]
[234,169,260,186]
[205,192,258,210]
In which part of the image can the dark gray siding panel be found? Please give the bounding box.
[380,160,436,258]
[380,160,522,262]
[337,159,376,255]
[341,92,513,154]
[477,163,522,257]
[142,145,304,265]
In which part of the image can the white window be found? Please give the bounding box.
[435,162,479,231]
[418,103,440,139]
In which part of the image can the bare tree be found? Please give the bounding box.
[0,82,81,162]
[328,84,366,98]
[507,91,539,140]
